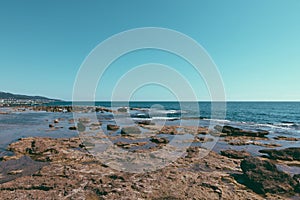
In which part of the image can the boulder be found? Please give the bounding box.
[240,156,298,194]
[259,147,300,161]
[221,150,250,159]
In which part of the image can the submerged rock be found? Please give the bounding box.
[240,156,298,194]
[77,122,86,132]
[121,126,141,135]
[259,147,300,161]
[0,156,48,184]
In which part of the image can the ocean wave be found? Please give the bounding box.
[131,117,179,121]
[149,109,185,114]
[152,117,180,120]
[203,119,230,123]
[255,123,294,130]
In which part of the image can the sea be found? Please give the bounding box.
[1,101,300,158]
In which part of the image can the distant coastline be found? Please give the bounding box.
[0,91,62,107]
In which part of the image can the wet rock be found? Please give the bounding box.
[90,126,100,131]
[81,141,95,150]
[221,150,250,159]
[274,136,299,141]
[293,174,300,193]
[49,124,54,128]
[117,107,127,112]
[68,126,77,130]
[107,124,120,131]
[159,126,178,135]
[186,147,200,158]
[215,125,269,137]
[137,120,155,125]
[253,142,282,148]
[228,140,281,147]
[293,174,300,181]
[115,141,147,149]
[78,117,91,124]
[7,169,23,175]
[95,107,113,113]
[259,148,300,161]
[33,106,73,113]
[223,136,280,147]
[91,122,102,126]
[240,156,298,194]
[121,126,141,135]
[150,136,169,144]
[53,119,59,123]
[195,136,214,143]
[198,127,209,135]
[7,137,82,162]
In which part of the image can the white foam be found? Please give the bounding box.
[203,119,230,123]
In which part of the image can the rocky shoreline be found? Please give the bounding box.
[1,132,300,199]
[1,108,300,199]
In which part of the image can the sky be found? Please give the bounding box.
[0,0,299,101]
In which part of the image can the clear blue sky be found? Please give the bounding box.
[0,0,299,101]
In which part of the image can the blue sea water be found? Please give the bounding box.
[50,101,300,125]
[1,101,300,157]
[58,101,300,138]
